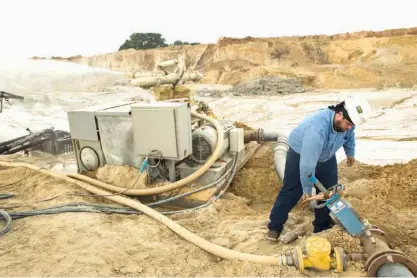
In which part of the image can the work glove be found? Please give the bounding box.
[297,193,312,209]
[346,156,355,167]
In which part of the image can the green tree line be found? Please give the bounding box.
[119,33,200,51]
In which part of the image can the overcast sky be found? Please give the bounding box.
[1,0,416,62]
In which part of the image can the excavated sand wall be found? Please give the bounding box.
[39,27,417,89]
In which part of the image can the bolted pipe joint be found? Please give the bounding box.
[359,225,417,277]
[277,236,346,274]
[243,128,282,143]
[243,128,264,143]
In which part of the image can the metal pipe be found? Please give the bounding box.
[359,226,417,277]
[273,134,289,181]
[131,73,180,88]
[157,59,178,69]
[243,129,289,181]
[243,129,262,143]
[263,131,279,141]
[377,263,415,277]
[0,134,29,147]
[2,137,53,154]
[243,129,280,143]
[130,71,202,88]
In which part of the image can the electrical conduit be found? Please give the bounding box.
[68,111,224,196]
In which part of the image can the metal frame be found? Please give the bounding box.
[0,91,24,113]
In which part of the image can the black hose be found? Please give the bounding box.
[6,203,142,220]
[0,193,14,199]
[0,154,241,237]
[161,152,240,215]
[147,154,238,208]
[0,209,12,236]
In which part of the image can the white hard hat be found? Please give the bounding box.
[344,96,372,125]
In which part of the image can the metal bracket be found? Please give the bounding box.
[0,91,24,113]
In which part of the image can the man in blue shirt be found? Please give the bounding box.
[266,96,372,241]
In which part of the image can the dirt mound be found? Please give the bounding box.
[230,142,281,204]
[95,164,148,189]
[196,77,306,97]
[343,159,417,250]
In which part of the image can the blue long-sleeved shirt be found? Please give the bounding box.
[288,108,355,194]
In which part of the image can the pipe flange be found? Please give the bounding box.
[365,250,417,277]
[243,128,264,143]
[369,226,392,247]
[358,226,392,247]
[333,247,347,273]
[292,247,304,273]
[257,128,264,142]
[365,249,400,270]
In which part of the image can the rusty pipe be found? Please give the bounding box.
[243,129,280,143]
[244,129,289,182]
[346,253,368,262]
[358,225,417,277]
[244,129,262,143]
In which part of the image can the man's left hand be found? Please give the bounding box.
[346,156,355,167]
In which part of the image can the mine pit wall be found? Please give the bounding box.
[38,27,417,89]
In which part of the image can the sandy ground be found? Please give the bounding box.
[0,61,416,276]
[1,144,417,276]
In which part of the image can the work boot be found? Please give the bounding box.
[266,230,281,241]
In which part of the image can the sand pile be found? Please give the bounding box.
[94,164,148,189]
[229,143,281,205]
[195,77,306,98]
[0,144,416,276]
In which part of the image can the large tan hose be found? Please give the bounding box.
[68,110,224,196]
[0,161,279,265]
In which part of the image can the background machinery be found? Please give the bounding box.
[127,55,203,102]
[66,98,256,209]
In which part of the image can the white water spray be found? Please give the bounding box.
[0,59,127,94]
[0,59,155,142]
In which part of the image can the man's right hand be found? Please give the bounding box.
[297,193,312,209]
[297,191,336,208]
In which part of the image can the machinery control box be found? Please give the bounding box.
[130,101,192,160]
[230,128,244,153]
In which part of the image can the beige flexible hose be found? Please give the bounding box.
[0,161,279,265]
[68,110,224,196]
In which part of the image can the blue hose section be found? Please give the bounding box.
[139,158,148,174]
